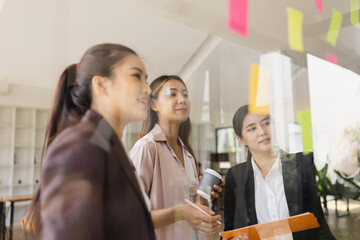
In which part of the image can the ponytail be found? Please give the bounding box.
[24,64,79,233]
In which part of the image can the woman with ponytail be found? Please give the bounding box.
[39,43,155,240]
[24,63,79,236]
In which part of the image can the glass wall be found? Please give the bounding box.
[1,0,359,239]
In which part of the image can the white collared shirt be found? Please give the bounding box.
[251,153,290,224]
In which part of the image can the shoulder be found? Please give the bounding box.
[226,161,250,180]
[293,152,315,170]
[280,150,314,167]
[297,152,314,162]
[130,134,158,155]
[229,161,249,174]
[43,120,105,170]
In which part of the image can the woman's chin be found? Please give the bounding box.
[254,145,272,154]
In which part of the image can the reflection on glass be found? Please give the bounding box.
[260,52,296,153]
[201,70,210,123]
[216,127,236,153]
[307,53,360,185]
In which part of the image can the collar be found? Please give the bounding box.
[149,123,168,142]
[251,150,282,179]
[149,123,192,157]
[83,109,103,124]
[83,109,118,151]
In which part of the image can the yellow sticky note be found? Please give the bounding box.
[287,8,304,52]
[248,64,269,115]
[351,0,360,28]
[297,109,313,154]
[327,8,343,47]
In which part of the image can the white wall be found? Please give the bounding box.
[0,0,208,90]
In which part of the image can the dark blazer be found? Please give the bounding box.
[224,151,335,240]
[40,110,156,240]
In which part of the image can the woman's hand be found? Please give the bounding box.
[179,203,221,235]
[211,178,225,200]
[197,175,225,201]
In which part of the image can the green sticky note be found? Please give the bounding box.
[351,0,360,28]
[287,8,304,52]
[327,8,343,47]
[297,109,313,154]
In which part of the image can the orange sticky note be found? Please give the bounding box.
[228,0,248,36]
[327,8,343,47]
[287,8,304,52]
[248,64,269,115]
[297,109,313,154]
[326,53,338,65]
[221,212,319,240]
[315,0,322,12]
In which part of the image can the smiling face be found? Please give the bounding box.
[151,79,191,124]
[237,113,272,154]
[105,54,151,124]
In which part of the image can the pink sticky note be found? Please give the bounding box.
[228,0,248,36]
[326,53,338,65]
[315,0,322,12]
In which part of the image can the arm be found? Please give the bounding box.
[224,168,236,231]
[151,204,221,235]
[130,140,221,234]
[151,205,181,229]
[129,140,154,195]
[41,140,105,240]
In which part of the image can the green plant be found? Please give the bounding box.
[316,163,360,218]
[333,170,360,200]
[315,164,334,213]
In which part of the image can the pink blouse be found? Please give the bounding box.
[129,124,199,240]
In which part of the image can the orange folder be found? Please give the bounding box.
[220,212,319,240]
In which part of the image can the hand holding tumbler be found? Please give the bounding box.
[196,168,222,200]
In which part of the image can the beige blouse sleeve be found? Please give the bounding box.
[129,138,156,195]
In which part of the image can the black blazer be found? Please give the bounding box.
[224,151,335,240]
[40,110,156,240]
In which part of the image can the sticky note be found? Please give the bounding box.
[351,0,360,28]
[297,109,313,154]
[315,0,322,12]
[326,8,343,47]
[228,0,248,36]
[326,53,338,65]
[256,65,270,108]
[248,63,269,115]
[287,8,304,52]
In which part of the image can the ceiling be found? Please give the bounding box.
[0,0,359,89]
[0,0,208,88]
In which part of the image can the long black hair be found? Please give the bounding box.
[232,105,253,162]
[139,75,199,174]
